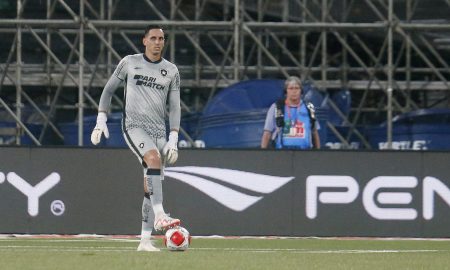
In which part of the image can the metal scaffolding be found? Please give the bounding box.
[0,0,449,148]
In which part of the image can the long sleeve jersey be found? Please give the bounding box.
[98,53,181,138]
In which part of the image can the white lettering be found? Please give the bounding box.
[378,140,427,150]
[377,192,412,204]
[325,142,360,149]
[363,176,418,220]
[6,172,60,216]
[306,175,359,219]
[306,175,450,220]
[423,176,450,220]
[412,140,428,150]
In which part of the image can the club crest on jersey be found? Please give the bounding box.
[160,69,168,77]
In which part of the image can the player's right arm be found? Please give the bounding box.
[91,57,128,145]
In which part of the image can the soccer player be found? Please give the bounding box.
[91,25,181,252]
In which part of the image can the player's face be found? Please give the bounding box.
[286,82,301,104]
[143,29,165,57]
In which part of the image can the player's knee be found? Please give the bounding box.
[143,149,161,168]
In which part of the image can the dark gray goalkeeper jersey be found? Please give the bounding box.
[98,53,181,139]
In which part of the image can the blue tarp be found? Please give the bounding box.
[367,108,450,150]
[199,79,327,148]
[202,79,285,116]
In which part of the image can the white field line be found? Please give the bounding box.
[0,245,136,250]
[3,237,448,242]
[0,245,447,254]
[0,234,450,242]
[191,248,447,254]
[1,235,449,241]
[0,239,140,242]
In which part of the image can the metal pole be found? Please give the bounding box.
[78,0,85,146]
[239,0,244,77]
[46,0,52,109]
[100,0,105,74]
[406,0,411,110]
[195,0,200,84]
[170,0,175,62]
[342,0,348,87]
[300,0,307,77]
[256,0,262,79]
[387,0,394,149]
[3,18,450,30]
[16,0,23,145]
[107,0,113,75]
[283,0,289,76]
[321,0,327,91]
[234,0,240,81]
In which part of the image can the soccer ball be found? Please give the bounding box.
[163,226,191,251]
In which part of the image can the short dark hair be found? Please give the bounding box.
[144,25,163,37]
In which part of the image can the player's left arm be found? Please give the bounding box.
[168,70,181,132]
[163,69,181,164]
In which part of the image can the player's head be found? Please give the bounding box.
[284,76,302,104]
[143,25,165,59]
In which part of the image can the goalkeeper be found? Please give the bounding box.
[91,25,181,252]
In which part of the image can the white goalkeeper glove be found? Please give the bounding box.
[90,112,109,145]
[163,131,178,164]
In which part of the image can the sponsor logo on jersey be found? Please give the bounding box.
[133,74,164,90]
[160,69,167,76]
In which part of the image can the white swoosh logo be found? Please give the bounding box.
[165,166,295,211]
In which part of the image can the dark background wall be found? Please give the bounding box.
[0,147,449,237]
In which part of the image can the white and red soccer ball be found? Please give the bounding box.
[163,226,191,251]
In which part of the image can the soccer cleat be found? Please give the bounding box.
[137,239,160,252]
[154,214,181,231]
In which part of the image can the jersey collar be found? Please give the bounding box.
[143,53,163,64]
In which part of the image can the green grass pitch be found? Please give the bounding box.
[1,236,449,270]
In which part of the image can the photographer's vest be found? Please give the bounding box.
[275,100,315,149]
